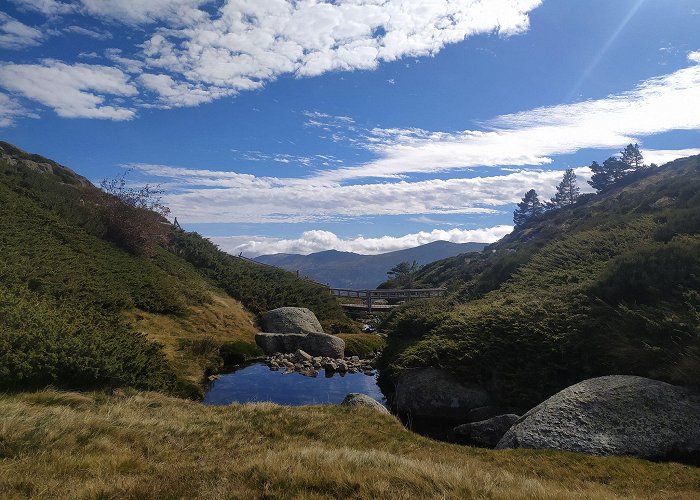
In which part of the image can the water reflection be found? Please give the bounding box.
[203,362,387,407]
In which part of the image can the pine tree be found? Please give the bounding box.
[588,161,609,192]
[621,143,644,170]
[387,260,420,288]
[513,189,544,226]
[550,168,580,208]
[588,157,627,192]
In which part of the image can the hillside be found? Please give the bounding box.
[0,142,350,395]
[255,241,486,289]
[380,155,700,410]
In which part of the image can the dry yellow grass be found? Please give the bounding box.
[125,292,258,384]
[0,390,698,499]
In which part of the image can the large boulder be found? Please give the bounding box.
[453,414,520,448]
[497,375,700,461]
[261,307,324,335]
[394,368,491,420]
[255,332,345,358]
[341,393,390,414]
[300,332,344,358]
[255,333,306,355]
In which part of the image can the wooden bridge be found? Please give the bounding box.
[330,287,446,312]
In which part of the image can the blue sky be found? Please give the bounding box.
[1,0,699,256]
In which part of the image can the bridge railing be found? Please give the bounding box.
[330,287,446,312]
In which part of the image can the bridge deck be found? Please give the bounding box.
[331,287,445,312]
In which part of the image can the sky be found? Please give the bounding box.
[1,0,699,257]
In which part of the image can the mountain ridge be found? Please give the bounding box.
[254,240,487,288]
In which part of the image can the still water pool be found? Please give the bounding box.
[203,362,387,407]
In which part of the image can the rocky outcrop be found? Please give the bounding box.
[255,331,344,358]
[453,414,520,448]
[497,375,700,461]
[341,393,390,414]
[394,368,491,420]
[266,352,379,377]
[261,307,324,335]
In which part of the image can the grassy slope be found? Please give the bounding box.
[380,157,700,409]
[0,142,349,392]
[1,390,698,499]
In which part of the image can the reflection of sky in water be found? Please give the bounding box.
[203,363,386,407]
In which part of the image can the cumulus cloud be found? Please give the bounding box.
[79,0,211,25]
[132,163,592,223]
[136,0,540,91]
[0,60,137,119]
[211,225,514,257]
[688,50,700,64]
[13,0,541,104]
[0,12,43,49]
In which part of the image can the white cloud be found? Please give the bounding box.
[0,92,38,127]
[211,225,513,257]
[0,60,137,119]
[406,216,464,226]
[0,12,43,49]
[133,163,591,223]
[138,73,232,108]
[104,48,144,74]
[642,148,700,165]
[79,0,211,25]
[137,0,541,91]
[230,149,343,168]
[306,64,700,181]
[10,0,75,16]
[688,50,700,64]
[64,25,113,40]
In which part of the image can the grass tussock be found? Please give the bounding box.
[0,390,698,499]
[125,293,258,384]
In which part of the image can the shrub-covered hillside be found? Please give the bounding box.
[380,155,700,410]
[0,142,349,394]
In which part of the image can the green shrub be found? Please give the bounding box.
[170,230,349,324]
[336,334,386,358]
[0,285,179,392]
[219,341,264,366]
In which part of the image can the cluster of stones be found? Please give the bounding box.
[265,349,379,378]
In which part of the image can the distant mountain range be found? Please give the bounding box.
[254,240,487,289]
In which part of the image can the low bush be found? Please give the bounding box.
[219,341,264,366]
[336,334,386,358]
[170,229,350,324]
[0,285,179,393]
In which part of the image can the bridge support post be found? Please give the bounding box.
[366,290,372,313]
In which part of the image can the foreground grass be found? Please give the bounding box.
[1,390,698,499]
